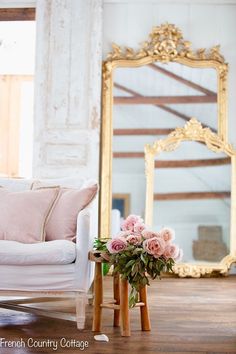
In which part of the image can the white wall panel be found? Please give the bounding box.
[33,0,102,178]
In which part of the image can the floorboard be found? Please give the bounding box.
[0,276,235,354]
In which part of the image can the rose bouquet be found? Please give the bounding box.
[94,214,183,307]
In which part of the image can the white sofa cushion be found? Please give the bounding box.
[0,240,76,265]
[32,181,98,242]
[0,187,60,243]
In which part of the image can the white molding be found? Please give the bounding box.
[0,0,36,8]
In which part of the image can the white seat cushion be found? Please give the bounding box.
[0,264,77,291]
[0,240,76,265]
[32,176,87,190]
[0,177,97,192]
[0,178,35,192]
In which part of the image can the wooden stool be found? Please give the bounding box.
[89,251,151,337]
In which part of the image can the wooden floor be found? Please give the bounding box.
[0,276,236,354]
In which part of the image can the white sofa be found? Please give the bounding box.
[0,177,98,329]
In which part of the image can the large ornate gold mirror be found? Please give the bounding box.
[145,119,236,277]
[100,23,228,239]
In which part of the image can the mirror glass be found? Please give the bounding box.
[112,63,218,224]
[153,141,231,264]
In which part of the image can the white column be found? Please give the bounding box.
[33,0,102,179]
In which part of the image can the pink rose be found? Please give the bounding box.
[142,230,161,239]
[133,222,146,234]
[107,237,127,254]
[143,237,165,258]
[126,234,142,245]
[116,230,132,238]
[121,215,143,232]
[163,244,179,260]
[159,227,175,244]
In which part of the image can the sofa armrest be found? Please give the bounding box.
[74,198,98,291]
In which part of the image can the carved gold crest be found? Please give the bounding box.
[107,23,226,64]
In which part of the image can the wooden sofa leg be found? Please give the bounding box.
[76,293,87,330]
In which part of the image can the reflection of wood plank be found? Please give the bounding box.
[113,154,230,168]
[156,105,216,133]
[114,83,217,132]
[0,8,35,21]
[156,105,191,121]
[149,64,216,96]
[114,83,194,121]
[154,191,231,200]
[114,95,217,105]
[115,83,139,97]
[114,128,173,135]
[155,157,231,168]
[113,152,144,158]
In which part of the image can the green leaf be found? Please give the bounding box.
[129,287,139,308]
[102,263,111,276]
[125,259,136,268]
[140,253,147,265]
[93,238,109,251]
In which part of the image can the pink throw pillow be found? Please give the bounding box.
[45,184,98,241]
[0,187,60,243]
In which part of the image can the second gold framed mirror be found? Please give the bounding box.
[145,118,236,277]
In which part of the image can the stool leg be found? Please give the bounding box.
[113,272,120,327]
[120,278,130,336]
[92,263,103,332]
[139,285,151,331]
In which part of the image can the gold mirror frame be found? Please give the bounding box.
[100,23,228,239]
[145,118,236,277]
